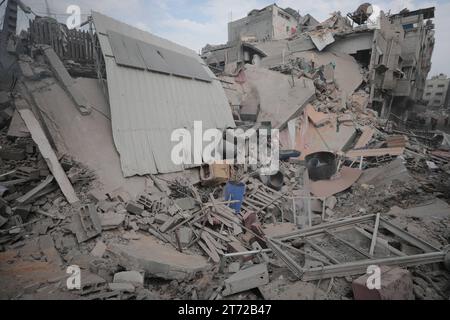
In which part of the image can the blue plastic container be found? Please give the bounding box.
[224,182,246,214]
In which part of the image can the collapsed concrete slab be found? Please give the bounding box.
[222,264,269,297]
[19,73,146,197]
[108,235,209,281]
[243,64,315,129]
[358,158,412,187]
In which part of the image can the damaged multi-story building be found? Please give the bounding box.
[202,4,319,72]
[228,4,300,43]
[423,74,450,109]
[203,3,436,121]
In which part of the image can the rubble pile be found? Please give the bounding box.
[0,0,449,300]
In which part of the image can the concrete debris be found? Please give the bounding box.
[352,267,414,300]
[99,212,125,230]
[71,204,102,243]
[113,271,144,286]
[108,235,209,281]
[0,1,448,301]
[222,264,269,297]
[108,283,136,293]
[90,241,107,258]
[259,276,327,300]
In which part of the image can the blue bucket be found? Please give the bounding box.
[224,182,246,214]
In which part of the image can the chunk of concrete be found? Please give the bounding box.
[90,241,107,258]
[76,271,107,296]
[99,212,125,230]
[126,201,144,215]
[228,262,241,274]
[113,271,144,286]
[259,277,327,300]
[352,266,414,300]
[154,213,170,224]
[325,196,337,210]
[71,204,102,243]
[222,264,269,297]
[108,235,209,281]
[108,282,135,293]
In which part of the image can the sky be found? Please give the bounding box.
[2,0,449,76]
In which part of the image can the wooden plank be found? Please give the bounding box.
[17,107,80,205]
[211,212,233,228]
[204,232,227,251]
[198,240,220,263]
[346,147,404,158]
[369,212,381,256]
[16,175,54,204]
[193,223,230,242]
[201,233,224,256]
[354,127,375,149]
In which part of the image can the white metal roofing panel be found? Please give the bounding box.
[92,12,235,176]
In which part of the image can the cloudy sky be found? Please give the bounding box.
[2,0,449,76]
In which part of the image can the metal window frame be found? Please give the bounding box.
[267,214,446,281]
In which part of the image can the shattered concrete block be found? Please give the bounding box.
[106,187,132,203]
[108,235,209,281]
[97,200,118,213]
[222,264,269,297]
[108,283,135,293]
[88,190,107,204]
[71,204,102,243]
[325,196,337,210]
[352,266,414,300]
[126,201,144,215]
[91,241,107,258]
[228,262,241,274]
[75,271,107,296]
[113,271,144,286]
[99,212,125,231]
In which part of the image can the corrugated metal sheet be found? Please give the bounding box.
[92,12,235,177]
